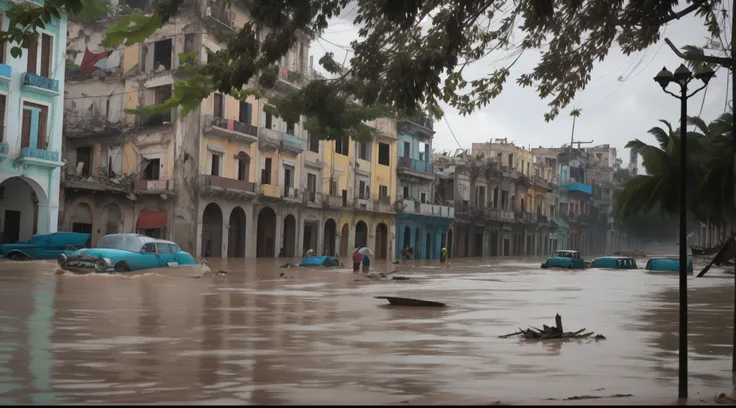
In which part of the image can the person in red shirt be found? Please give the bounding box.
[352,247,364,272]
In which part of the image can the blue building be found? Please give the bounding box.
[394,115,454,259]
[0,1,67,243]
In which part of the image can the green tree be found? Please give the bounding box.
[0,0,731,139]
[616,120,704,218]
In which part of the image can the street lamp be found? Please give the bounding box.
[653,63,715,400]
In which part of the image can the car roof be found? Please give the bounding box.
[555,250,578,253]
[595,256,633,260]
[101,233,177,246]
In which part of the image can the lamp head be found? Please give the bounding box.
[673,64,693,85]
[694,64,716,85]
[654,66,674,89]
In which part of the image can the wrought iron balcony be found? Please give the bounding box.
[23,72,59,94]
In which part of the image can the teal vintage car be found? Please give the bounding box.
[590,256,639,269]
[645,258,694,274]
[0,232,91,260]
[57,233,199,273]
[541,250,585,269]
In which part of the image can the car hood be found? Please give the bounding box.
[66,248,135,258]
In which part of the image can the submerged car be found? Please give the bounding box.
[0,232,91,260]
[645,257,694,274]
[299,255,340,267]
[57,233,198,273]
[590,256,639,269]
[541,250,586,269]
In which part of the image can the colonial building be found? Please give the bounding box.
[394,115,453,260]
[0,3,68,244]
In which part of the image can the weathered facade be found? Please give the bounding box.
[0,1,68,244]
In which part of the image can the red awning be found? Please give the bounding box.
[137,210,167,230]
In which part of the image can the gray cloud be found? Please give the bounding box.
[309,11,729,167]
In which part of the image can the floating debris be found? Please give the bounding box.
[374,296,446,307]
[499,314,606,340]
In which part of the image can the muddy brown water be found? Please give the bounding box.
[0,257,735,404]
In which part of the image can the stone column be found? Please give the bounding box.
[245,204,256,258]
[317,216,325,255]
[221,213,229,259]
[195,204,204,259]
[274,210,283,258]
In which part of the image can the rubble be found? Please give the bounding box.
[500,314,606,341]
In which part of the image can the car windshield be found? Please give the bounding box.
[553,251,575,258]
[97,235,147,252]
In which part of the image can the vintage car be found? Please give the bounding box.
[299,255,340,267]
[644,257,694,274]
[57,233,199,273]
[590,256,639,269]
[0,232,91,260]
[541,250,586,269]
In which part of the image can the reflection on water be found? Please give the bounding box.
[0,257,734,404]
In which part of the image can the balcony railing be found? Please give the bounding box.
[354,198,373,211]
[374,197,392,213]
[488,209,515,222]
[303,190,321,204]
[199,175,254,193]
[523,212,538,223]
[397,157,433,173]
[19,147,59,161]
[23,73,59,94]
[206,115,258,142]
[399,114,434,130]
[283,187,300,200]
[537,214,548,223]
[260,183,281,198]
[323,194,344,208]
[135,179,175,193]
[397,199,454,217]
[567,182,593,195]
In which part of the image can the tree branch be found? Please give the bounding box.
[664,38,733,67]
[661,0,708,24]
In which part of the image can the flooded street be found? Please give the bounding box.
[1,257,735,404]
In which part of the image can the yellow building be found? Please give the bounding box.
[322,118,397,261]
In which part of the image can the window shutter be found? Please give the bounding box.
[41,34,52,77]
[21,109,32,148]
[26,36,38,75]
[37,106,48,148]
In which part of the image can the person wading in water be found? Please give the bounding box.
[352,247,364,272]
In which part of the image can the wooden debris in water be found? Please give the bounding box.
[374,296,446,307]
[499,314,606,341]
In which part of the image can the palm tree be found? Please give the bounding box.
[690,111,734,223]
[616,120,704,218]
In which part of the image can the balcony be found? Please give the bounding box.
[374,197,392,213]
[323,194,345,209]
[354,198,374,211]
[533,175,552,191]
[0,64,11,82]
[523,212,538,223]
[281,133,304,155]
[537,214,549,223]
[283,187,300,201]
[488,209,515,222]
[205,0,235,28]
[397,157,434,181]
[398,114,434,136]
[135,179,175,194]
[419,203,454,218]
[18,147,61,168]
[274,66,309,94]
[204,115,258,145]
[0,142,7,160]
[22,73,59,96]
[199,175,256,197]
[260,183,281,198]
[566,182,593,196]
[303,191,322,207]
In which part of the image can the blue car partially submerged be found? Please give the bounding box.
[645,257,694,274]
[541,250,586,269]
[299,255,340,267]
[590,256,639,269]
[57,233,199,273]
[0,232,91,260]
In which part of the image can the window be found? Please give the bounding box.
[309,133,319,153]
[21,102,49,149]
[358,142,368,160]
[262,157,272,184]
[359,180,366,199]
[403,141,410,158]
[286,121,295,135]
[157,243,173,254]
[237,155,249,181]
[284,165,294,188]
[25,33,52,77]
[211,153,221,176]
[0,13,4,65]
[420,192,426,203]
[76,146,93,177]
[335,137,349,156]
[508,154,513,168]
[379,185,388,202]
[26,36,38,74]
[239,101,252,124]
[329,180,337,195]
[142,158,160,180]
[342,190,348,207]
[0,94,5,142]
[521,160,525,174]
[526,162,530,176]
[307,173,317,202]
[265,112,273,129]
[403,186,409,199]
[153,38,172,71]
[141,243,156,253]
[378,143,390,166]
[213,93,223,118]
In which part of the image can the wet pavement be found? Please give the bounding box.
[0,256,735,404]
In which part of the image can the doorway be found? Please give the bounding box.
[3,210,20,243]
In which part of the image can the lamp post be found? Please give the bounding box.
[653,63,715,399]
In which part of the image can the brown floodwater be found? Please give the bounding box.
[0,256,735,405]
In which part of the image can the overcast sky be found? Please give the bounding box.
[307,6,730,168]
